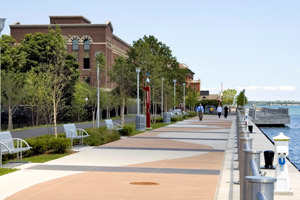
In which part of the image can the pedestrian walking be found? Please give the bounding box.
[196,103,204,121]
[224,105,229,119]
[217,105,222,118]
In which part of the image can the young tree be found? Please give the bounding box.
[1,70,25,130]
[71,81,90,122]
[186,86,199,111]
[222,89,237,105]
[236,90,248,106]
[109,57,135,125]
[24,69,52,126]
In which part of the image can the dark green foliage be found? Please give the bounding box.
[187,111,197,117]
[119,126,133,136]
[200,99,219,107]
[48,137,71,153]
[156,117,163,123]
[236,91,248,106]
[171,116,184,122]
[84,127,120,146]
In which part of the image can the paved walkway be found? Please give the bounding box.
[1,115,233,200]
[2,114,300,199]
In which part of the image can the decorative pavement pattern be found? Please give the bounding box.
[2,115,233,200]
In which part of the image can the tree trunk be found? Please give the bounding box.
[8,107,13,130]
[115,106,118,117]
[53,99,58,137]
[121,98,125,126]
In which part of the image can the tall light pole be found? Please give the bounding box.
[173,79,176,110]
[161,77,164,114]
[183,83,186,112]
[136,68,140,115]
[0,18,6,131]
[96,63,100,128]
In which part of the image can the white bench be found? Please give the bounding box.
[105,119,123,131]
[0,131,31,168]
[63,124,89,147]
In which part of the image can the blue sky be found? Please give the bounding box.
[1,0,300,101]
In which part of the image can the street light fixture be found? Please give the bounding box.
[136,68,140,115]
[183,83,186,112]
[0,18,6,131]
[173,79,176,110]
[96,63,100,128]
[161,77,164,113]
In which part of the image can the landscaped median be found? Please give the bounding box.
[1,112,195,176]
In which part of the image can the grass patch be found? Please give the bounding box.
[125,121,176,136]
[0,168,19,176]
[10,153,71,163]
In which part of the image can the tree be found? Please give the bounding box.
[1,70,25,130]
[127,35,188,114]
[71,81,90,122]
[24,69,52,126]
[222,89,237,105]
[185,86,199,111]
[236,90,248,106]
[109,57,135,125]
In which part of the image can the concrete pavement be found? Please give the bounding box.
[2,114,300,199]
[1,115,232,200]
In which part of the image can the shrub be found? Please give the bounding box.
[119,126,132,136]
[155,117,163,123]
[85,127,120,146]
[22,135,70,157]
[49,137,71,153]
[187,111,197,117]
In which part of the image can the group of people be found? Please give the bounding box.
[196,104,229,121]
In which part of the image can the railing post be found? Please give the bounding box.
[239,137,253,199]
[246,176,277,200]
[243,149,262,200]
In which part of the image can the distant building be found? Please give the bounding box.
[199,90,219,100]
[179,63,201,92]
[10,15,130,88]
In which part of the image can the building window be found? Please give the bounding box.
[84,58,90,69]
[72,39,78,50]
[83,39,90,69]
[84,76,90,85]
[72,39,79,61]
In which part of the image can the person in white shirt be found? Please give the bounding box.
[217,105,222,118]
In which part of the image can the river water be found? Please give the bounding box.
[259,106,300,171]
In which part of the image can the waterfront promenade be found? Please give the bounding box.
[1,114,300,199]
[1,115,232,200]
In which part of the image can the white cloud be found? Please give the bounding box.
[236,85,296,92]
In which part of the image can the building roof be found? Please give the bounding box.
[50,15,91,24]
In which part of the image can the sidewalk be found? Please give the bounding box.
[1,115,233,200]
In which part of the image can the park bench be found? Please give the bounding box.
[105,119,123,131]
[0,131,31,168]
[63,124,90,147]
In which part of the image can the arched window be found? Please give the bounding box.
[72,39,78,50]
[83,39,90,69]
[84,39,90,50]
[72,39,79,61]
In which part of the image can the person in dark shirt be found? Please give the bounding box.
[224,105,229,119]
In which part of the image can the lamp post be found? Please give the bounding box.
[173,79,176,110]
[0,18,6,131]
[161,77,164,113]
[183,83,186,112]
[96,63,100,128]
[136,68,140,115]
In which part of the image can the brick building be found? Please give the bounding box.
[179,63,201,92]
[10,16,131,88]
